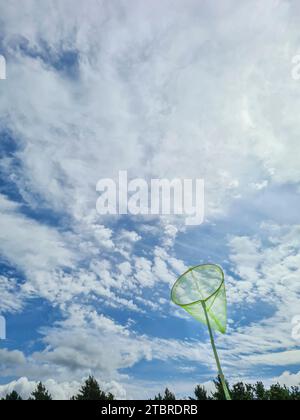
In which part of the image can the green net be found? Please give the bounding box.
[171,264,231,400]
[171,264,227,334]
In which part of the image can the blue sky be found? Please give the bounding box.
[0,0,300,399]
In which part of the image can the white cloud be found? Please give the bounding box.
[0,305,214,390]
[0,377,37,400]
[273,370,300,388]
[245,350,300,367]
[0,376,127,400]
[1,0,300,396]
[218,224,300,376]
[0,195,74,275]
[134,257,154,288]
[0,275,23,313]
[0,349,26,366]
[1,0,299,226]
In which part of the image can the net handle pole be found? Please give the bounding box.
[201,301,231,401]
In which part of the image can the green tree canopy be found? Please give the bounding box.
[211,376,230,401]
[231,382,254,401]
[72,376,114,401]
[191,378,300,401]
[190,385,210,401]
[154,388,176,401]
[30,382,52,401]
[2,390,23,401]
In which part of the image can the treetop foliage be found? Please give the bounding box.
[1,375,300,401]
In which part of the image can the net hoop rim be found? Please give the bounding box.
[171,263,225,307]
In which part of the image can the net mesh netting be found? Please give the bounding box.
[171,264,227,334]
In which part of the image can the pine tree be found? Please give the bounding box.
[72,376,114,400]
[290,386,300,400]
[30,382,52,400]
[212,376,230,400]
[190,385,210,401]
[154,388,176,400]
[231,382,254,400]
[267,383,291,401]
[2,391,23,401]
[253,382,267,400]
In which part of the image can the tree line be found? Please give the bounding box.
[1,376,300,400]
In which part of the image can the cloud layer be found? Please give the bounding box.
[1,0,300,398]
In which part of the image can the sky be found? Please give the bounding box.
[0,0,300,400]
